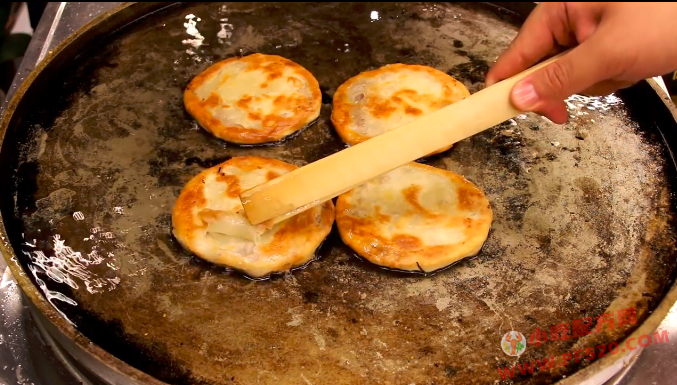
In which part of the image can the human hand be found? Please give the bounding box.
[486,2,677,124]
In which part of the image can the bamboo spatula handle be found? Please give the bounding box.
[240,51,567,225]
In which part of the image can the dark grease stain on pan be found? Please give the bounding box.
[3,2,677,385]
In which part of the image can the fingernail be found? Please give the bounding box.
[512,80,539,110]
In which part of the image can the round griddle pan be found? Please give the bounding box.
[1,2,677,385]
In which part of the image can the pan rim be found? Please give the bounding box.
[0,3,177,384]
[0,2,675,385]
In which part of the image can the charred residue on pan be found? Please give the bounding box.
[447,51,491,88]
[4,2,677,385]
[183,156,233,169]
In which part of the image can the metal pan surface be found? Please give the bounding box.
[1,2,677,385]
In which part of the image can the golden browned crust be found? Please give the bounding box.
[331,64,470,155]
[172,156,334,278]
[336,162,492,273]
[184,54,322,145]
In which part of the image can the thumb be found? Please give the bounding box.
[510,39,610,112]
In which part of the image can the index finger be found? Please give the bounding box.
[486,3,563,86]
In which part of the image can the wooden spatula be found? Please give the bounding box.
[240,52,566,225]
